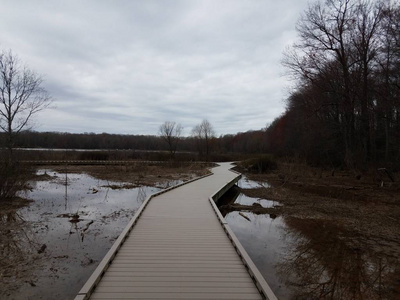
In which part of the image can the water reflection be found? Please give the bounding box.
[218,184,280,219]
[278,217,400,300]
[225,211,292,299]
[0,208,44,295]
[155,179,184,189]
[220,176,400,300]
[2,169,162,299]
[137,186,147,203]
[218,179,290,299]
[234,192,277,208]
[238,175,270,189]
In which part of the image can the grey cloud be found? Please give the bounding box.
[1,0,309,136]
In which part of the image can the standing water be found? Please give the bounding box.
[1,169,160,299]
[219,176,293,299]
[3,171,398,299]
[220,176,400,300]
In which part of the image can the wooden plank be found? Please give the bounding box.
[106,266,247,273]
[98,281,254,287]
[114,247,238,253]
[102,271,251,277]
[115,253,240,259]
[75,163,276,300]
[90,294,261,300]
[109,261,243,266]
[93,286,259,293]
[100,275,255,283]
[109,260,242,266]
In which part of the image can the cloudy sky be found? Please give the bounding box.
[1,0,309,136]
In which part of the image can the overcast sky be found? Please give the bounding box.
[1,0,309,136]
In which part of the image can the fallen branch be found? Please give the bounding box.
[239,212,251,221]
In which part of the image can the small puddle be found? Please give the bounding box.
[234,193,277,208]
[238,175,270,189]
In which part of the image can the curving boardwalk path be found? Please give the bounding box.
[75,162,277,300]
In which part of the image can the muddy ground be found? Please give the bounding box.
[48,162,212,187]
[229,162,400,299]
[2,161,400,299]
[232,162,400,253]
[0,162,212,299]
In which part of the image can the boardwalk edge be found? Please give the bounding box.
[209,166,278,300]
[74,171,213,300]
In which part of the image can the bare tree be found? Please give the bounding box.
[159,121,183,158]
[283,0,358,166]
[282,0,388,168]
[375,2,400,161]
[191,119,215,158]
[0,50,52,158]
[351,0,384,163]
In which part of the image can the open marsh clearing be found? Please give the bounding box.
[1,163,399,299]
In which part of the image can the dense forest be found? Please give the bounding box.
[272,0,400,169]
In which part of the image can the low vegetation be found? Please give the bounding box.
[0,159,32,202]
[239,155,278,173]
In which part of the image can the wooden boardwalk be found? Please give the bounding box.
[75,163,277,300]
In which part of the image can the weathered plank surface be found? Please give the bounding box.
[76,162,277,300]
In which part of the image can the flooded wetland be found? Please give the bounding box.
[1,162,399,299]
[227,163,400,300]
[0,163,205,299]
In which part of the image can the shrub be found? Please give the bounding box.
[78,151,110,161]
[0,160,31,201]
[241,155,278,173]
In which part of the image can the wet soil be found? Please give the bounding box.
[49,163,211,188]
[0,162,210,300]
[230,162,400,299]
[3,161,399,299]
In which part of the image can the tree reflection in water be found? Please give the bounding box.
[137,186,147,203]
[277,217,400,299]
[0,207,45,294]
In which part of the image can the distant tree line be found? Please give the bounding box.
[272,0,400,169]
[0,128,269,157]
[12,131,169,151]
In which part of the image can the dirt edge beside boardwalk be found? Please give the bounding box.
[231,162,400,298]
